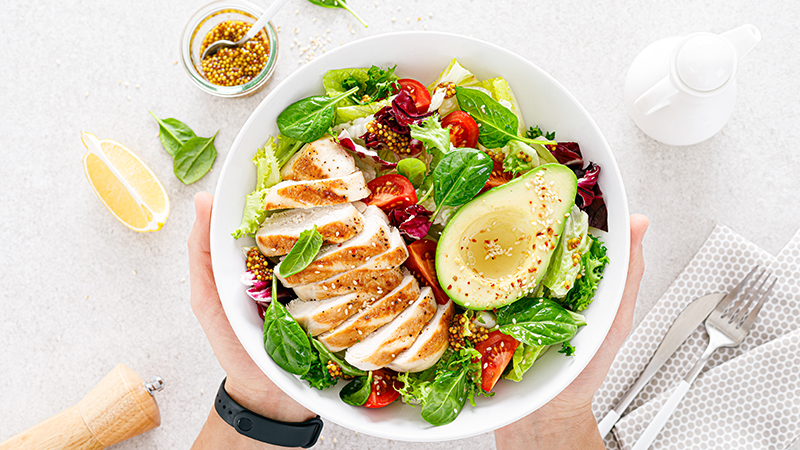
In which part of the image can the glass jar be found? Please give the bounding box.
[180,0,279,98]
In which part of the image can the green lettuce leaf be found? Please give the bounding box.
[428,59,481,116]
[410,116,452,170]
[542,206,591,298]
[232,138,285,239]
[335,98,389,125]
[503,343,548,382]
[563,234,610,311]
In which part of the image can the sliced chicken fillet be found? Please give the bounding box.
[386,299,455,373]
[280,137,356,181]
[345,287,437,371]
[255,203,363,257]
[262,172,369,211]
[275,208,392,287]
[287,291,383,336]
[292,267,404,301]
[318,274,420,352]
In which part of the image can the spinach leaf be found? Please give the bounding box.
[149,111,196,156]
[277,87,359,143]
[420,367,469,426]
[495,298,578,347]
[339,372,372,406]
[432,148,492,217]
[263,278,313,375]
[279,226,323,278]
[308,0,368,27]
[173,132,218,184]
[397,158,427,188]
[455,87,556,149]
[311,337,367,377]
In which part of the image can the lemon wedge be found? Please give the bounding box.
[81,132,170,232]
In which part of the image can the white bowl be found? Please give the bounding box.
[210,31,630,442]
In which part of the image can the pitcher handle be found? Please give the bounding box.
[634,76,679,115]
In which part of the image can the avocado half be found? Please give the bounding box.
[435,164,577,310]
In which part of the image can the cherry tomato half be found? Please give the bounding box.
[365,174,417,213]
[480,158,514,194]
[398,78,432,113]
[405,239,450,305]
[364,369,402,408]
[474,330,520,392]
[441,110,479,148]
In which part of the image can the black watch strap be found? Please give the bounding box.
[215,378,323,448]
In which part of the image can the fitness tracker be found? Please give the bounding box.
[215,378,323,448]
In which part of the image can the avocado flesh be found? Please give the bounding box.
[435,164,577,310]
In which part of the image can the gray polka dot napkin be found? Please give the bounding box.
[593,224,800,450]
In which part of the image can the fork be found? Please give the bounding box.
[631,266,777,450]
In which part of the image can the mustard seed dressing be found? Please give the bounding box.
[200,20,270,87]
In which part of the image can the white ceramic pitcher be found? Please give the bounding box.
[625,24,761,146]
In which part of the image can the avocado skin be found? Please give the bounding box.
[435,163,577,310]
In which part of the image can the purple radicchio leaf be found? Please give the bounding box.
[247,283,272,301]
[389,204,433,240]
[337,130,397,170]
[584,193,608,232]
[391,90,434,126]
[548,142,609,231]
[575,162,601,208]
[548,142,583,170]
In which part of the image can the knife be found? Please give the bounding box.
[596,292,726,437]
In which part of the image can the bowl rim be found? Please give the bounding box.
[210,30,630,441]
[180,0,279,98]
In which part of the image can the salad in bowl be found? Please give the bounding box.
[210,32,629,441]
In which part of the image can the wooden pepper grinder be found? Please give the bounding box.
[0,364,163,450]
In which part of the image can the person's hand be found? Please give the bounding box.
[188,191,314,424]
[494,214,649,450]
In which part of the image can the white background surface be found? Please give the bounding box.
[1,1,798,449]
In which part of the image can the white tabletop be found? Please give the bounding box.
[2,1,799,449]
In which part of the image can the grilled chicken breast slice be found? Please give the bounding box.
[286,291,383,336]
[275,207,392,287]
[255,203,363,257]
[318,274,420,352]
[262,172,369,211]
[280,137,356,181]
[345,287,437,371]
[292,267,404,301]
[386,299,455,373]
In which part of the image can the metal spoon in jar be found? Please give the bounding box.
[201,0,291,60]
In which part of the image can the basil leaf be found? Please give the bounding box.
[173,132,218,184]
[279,226,323,278]
[420,368,469,426]
[433,148,492,212]
[307,0,368,27]
[263,279,313,376]
[149,111,196,156]
[455,87,556,149]
[397,158,427,188]
[311,337,367,377]
[339,372,373,406]
[277,87,359,143]
[495,298,578,346]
